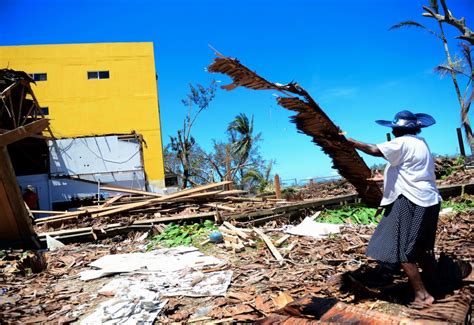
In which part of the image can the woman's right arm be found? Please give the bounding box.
[346,138,383,157]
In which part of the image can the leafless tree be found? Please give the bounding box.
[391,0,474,153]
[169,80,216,188]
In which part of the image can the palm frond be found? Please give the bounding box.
[390,20,441,39]
[390,20,425,30]
[242,169,264,184]
[434,64,465,77]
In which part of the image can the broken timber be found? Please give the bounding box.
[35,181,232,224]
[254,227,284,264]
[0,69,52,249]
[207,54,383,207]
[0,147,40,248]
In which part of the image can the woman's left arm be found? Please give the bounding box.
[346,138,383,157]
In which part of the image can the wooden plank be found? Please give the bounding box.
[227,194,358,221]
[223,221,249,240]
[274,174,282,199]
[94,181,231,218]
[253,227,284,264]
[274,234,290,247]
[101,194,124,207]
[203,203,237,212]
[221,196,263,202]
[170,190,223,201]
[0,119,49,146]
[34,205,118,224]
[215,190,248,196]
[0,147,39,248]
[36,213,217,242]
[30,210,67,215]
[93,199,156,218]
[0,182,21,240]
[438,183,474,198]
[100,185,163,197]
[38,226,93,237]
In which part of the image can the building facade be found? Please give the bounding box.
[0,42,165,200]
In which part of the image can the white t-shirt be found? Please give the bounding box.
[376,134,441,207]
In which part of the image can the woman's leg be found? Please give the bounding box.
[401,262,434,304]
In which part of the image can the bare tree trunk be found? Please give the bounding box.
[436,20,474,154]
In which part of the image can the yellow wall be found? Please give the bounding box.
[0,42,165,189]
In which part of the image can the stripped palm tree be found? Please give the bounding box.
[391,0,474,153]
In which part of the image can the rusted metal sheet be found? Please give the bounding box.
[208,55,383,207]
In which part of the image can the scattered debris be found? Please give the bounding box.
[284,216,341,239]
[1,173,473,323]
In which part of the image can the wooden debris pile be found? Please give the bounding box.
[0,69,52,249]
[218,221,256,253]
[33,181,361,244]
[288,179,357,201]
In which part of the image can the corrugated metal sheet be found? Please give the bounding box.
[49,135,144,176]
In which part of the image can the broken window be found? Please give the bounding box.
[87,71,110,79]
[29,73,47,81]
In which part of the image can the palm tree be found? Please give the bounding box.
[243,160,274,193]
[227,113,261,183]
[228,113,254,164]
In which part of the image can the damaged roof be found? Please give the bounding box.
[207,54,383,207]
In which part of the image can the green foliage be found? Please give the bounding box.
[281,187,297,195]
[454,155,466,167]
[315,199,472,226]
[440,156,465,180]
[243,160,274,194]
[147,220,216,249]
[441,199,473,212]
[317,205,379,225]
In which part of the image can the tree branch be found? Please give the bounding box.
[422,1,474,45]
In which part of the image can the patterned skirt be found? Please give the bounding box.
[366,195,440,264]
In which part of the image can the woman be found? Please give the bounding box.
[347,110,441,305]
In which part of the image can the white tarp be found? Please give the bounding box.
[79,246,224,281]
[79,246,232,324]
[285,217,341,238]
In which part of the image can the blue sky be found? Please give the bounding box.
[2,0,473,182]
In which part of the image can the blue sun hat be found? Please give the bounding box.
[376,110,436,129]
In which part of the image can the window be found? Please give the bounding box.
[87,70,110,79]
[40,107,49,115]
[29,73,47,81]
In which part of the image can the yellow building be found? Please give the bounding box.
[0,42,165,191]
